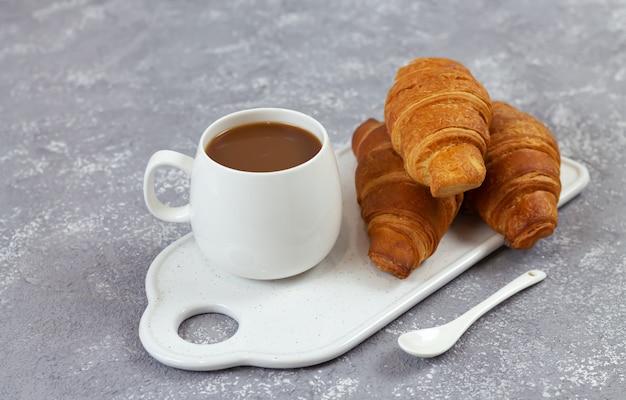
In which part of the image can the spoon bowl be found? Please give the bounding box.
[398,270,547,358]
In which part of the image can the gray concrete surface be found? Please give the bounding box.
[1,0,625,399]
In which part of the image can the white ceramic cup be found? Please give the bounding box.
[143,108,342,280]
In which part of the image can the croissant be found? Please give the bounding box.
[352,118,463,279]
[384,57,492,198]
[466,101,561,249]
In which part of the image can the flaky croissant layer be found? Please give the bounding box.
[352,118,463,279]
[384,57,493,198]
[466,101,562,249]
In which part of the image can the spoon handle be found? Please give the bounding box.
[456,269,547,332]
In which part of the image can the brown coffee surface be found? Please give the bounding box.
[206,122,322,172]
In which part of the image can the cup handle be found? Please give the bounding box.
[143,150,194,223]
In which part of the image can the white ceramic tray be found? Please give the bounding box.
[139,146,590,371]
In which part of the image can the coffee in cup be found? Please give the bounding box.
[206,121,322,172]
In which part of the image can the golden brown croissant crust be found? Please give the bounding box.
[353,59,564,277]
[466,101,562,249]
[384,57,493,198]
[352,118,463,279]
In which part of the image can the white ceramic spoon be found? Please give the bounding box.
[398,269,547,358]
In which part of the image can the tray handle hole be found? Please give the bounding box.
[178,312,238,345]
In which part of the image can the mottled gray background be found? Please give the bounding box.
[1,0,625,399]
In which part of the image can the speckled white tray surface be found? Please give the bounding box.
[139,146,590,371]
